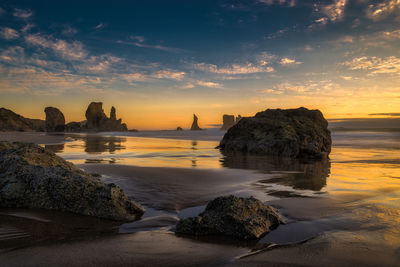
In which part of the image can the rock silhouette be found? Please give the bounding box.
[44,107,65,132]
[85,102,128,132]
[190,114,202,130]
[219,107,332,159]
[176,126,183,131]
[175,195,282,240]
[0,141,144,221]
[0,108,45,132]
[221,114,235,130]
[235,115,242,123]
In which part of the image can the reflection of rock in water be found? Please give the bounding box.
[84,136,126,153]
[45,144,65,153]
[191,141,197,150]
[220,153,330,191]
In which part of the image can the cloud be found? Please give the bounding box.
[366,0,400,20]
[94,23,106,30]
[116,40,185,53]
[257,0,296,7]
[62,25,78,36]
[0,27,20,40]
[322,0,347,22]
[193,62,274,74]
[119,73,149,83]
[21,23,35,33]
[263,80,339,95]
[279,57,302,65]
[196,80,223,88]
[342,56,400,75]
[25,34,87,60]
[130,36,145,42]
[152,70,185,80]
[13,8,33,19]
[75,55,122,74]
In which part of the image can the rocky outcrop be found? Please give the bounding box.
[65,121,85,132]
[221,115,235,130]
[236,115,242,123]
[176,126,183,131]
[44,107,65,132]
[190,114,202,131]
[85,102,128,132]
[175,195,282,240]
[219,107,332,159]
[0,108,45,132]
[0,141,145,221]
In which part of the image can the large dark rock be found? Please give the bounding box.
[221,114,235,130]
[0,141,144,221]
[219,107,332,159]
[0,108,45,132]
[175,195,282,240]
[85,102,128,132]
[44,107,65,132]
[190,114,202,131]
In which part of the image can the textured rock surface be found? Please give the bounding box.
[85,102,127,132]
[44,107,65,132]
[221,114,235,130]
[190,114,202,131]
[0,141,144,221]
[219,107,332,159]
[175,195,282,240]
[0,108,45,132]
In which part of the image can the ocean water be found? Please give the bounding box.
[1,129,400,265]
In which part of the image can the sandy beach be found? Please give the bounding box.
[1,131,400,266]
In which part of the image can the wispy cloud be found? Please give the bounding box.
[279,57,302,66]
[25,34,87,60]
[342,56,400,75]
[13,8,33,19]
[257,0,296,7]
[193,62,274,74]
[196,80,223,88]
[369,113,400,116]
[62,25,78,36]
[0,27,20,40]
[366,0,400,21]
[94,23,106,30]
[152,70,185,80]
[116,39,185,53]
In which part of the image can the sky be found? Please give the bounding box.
[0,0,399,130]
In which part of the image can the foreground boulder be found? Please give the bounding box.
[0,108,45,132]
[175,195,282,240]
[0,142,144,221]
[219,107,331,159]
[44,107,65,132]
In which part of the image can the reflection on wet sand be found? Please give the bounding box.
[44,143,64,153]
[221,153,330,192]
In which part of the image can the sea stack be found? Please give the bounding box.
[221,114,235,130]
[85,102,128,132]
[44,107,65,132]
[190,114,202,130]
[219,107,332,159]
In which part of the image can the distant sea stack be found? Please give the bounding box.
[190,114,202,131]
[221,115,235,130]
[219,107,332,159]
[44,107,65,132]
[176,126,183,131]
[85,102,128,132]
[0,108,45,132]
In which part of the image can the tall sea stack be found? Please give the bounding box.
[190,114,202,130]
[44,107,65,132]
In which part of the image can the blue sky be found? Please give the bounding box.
[0,0,399,129]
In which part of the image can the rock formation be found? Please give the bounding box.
[221,114,235,130]
[190,114,202,130]
[85,102,128,132]
[0,108,45,132]
[44,107,65,132]
[0,141,145,221]
[235,115,242,123]
[175,195,282,240]
[218,107,332,159]
[176,126,183,131]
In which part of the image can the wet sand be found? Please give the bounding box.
[1,131,400,266]
[0,132,67,145]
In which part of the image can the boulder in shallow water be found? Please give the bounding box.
[44,107,65,132]
[0,141,145,221]
[175,195,282,240]
[219,107,331,159]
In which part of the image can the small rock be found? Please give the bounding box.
[175,195,282,240]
